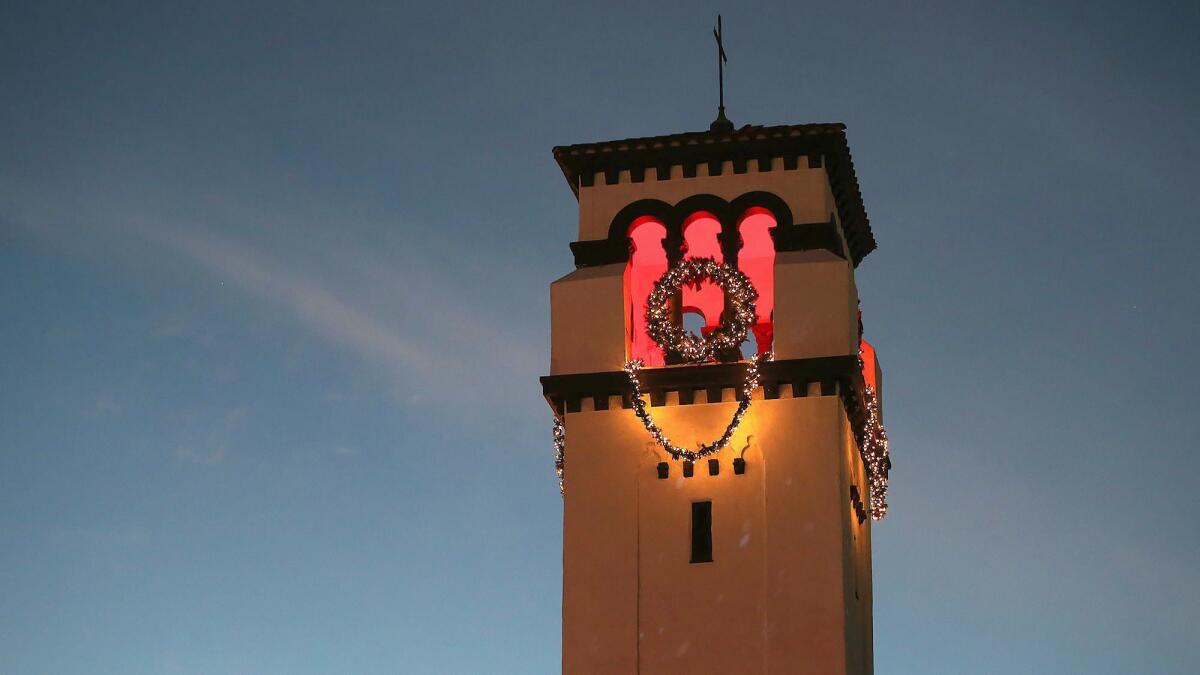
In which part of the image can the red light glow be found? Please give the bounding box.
[625,208,778,363]
[681,212,725,335]
[627,216,668,366]
[738,208,776,356]
[860,338,878,390]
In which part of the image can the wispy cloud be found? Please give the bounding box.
[127,216,543,409]
[4,179,546,421]
[89,394,123,417]
[141,222,448,386]
[170,405,247,465]
[172,444,227,465]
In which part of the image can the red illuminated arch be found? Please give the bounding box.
[618,193,791,365]
[626,216,668,366]
[681,211,725,335]
[737,207,777,356]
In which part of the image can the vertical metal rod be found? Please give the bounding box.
[717,15,725,115]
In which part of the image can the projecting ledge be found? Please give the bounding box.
[542,355,864,419]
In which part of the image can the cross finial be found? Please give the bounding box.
[710,14,734,133]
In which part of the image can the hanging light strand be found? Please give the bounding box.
[552,415,566,496]
[860,384,890,520]
[624,351,772,462]
[550,255,892,518]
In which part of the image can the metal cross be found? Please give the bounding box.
[711,14,733,132]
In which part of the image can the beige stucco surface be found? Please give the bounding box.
[550,265,627,375]
[550,251,860,374]
[554,149,877,674]
[772,249,859,361]
[576,160,839,242]
[561,394,872,675]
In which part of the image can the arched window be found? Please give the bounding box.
[626,216,668,366]
[737,207,777,356]
[681,211,724,337]
[621,198,782,365]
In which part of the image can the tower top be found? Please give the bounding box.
[552,122,878,265]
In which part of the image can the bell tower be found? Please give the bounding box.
[542,122,890,675]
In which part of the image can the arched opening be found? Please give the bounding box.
[626,216,668,366]
[618,199,784,366]
[681,211,724,337]
[738,207,777,356]
[682,308,707,340]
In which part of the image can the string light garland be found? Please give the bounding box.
[645,257,757,363]
[550,256,892,520]
[552,415,566,495]
[550,360,892,508]
[624,351,772,462]
[860,384,890,519]
[629,257,769,461]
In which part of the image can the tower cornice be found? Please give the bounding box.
[552,123,876,265]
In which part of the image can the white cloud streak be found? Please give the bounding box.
[143,222,448,387]
[4,180,546,419]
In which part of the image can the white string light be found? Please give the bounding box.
[550,256,892,520]
[645,257,757,363]
[552,415,565,495]
[860,384,890,519]
[624,351,772,462]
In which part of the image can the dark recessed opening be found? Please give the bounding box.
[690,501,713,563]
[733,457,746,475]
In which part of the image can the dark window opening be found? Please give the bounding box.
[690,501,713,563]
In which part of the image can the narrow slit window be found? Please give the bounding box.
[690,501,713,563]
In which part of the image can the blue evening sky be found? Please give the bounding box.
[2,1,1197,673]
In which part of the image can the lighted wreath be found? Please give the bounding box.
[552,256,891,520]
[644,258,758,363]
[620,257,771,463]
[552,257,891,520]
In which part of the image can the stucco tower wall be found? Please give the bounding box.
[550,265,627,376]
[552,125,880,675]
[576,158,841,242]
[561,392,871,675]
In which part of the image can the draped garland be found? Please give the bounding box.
[624,351,771,462]
[551,257,891,520]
